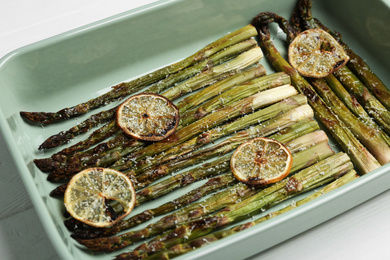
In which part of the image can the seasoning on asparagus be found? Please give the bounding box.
[66,120,322,237]
[53,118,319,200]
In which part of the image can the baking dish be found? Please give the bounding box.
[0,0,389,259]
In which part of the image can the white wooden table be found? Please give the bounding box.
[1,1,390,259]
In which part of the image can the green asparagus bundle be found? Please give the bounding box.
[298,0,390,111]
[251,14,381,174]
[38,38,258,152]
[47,84,297,182]
[289,1,390,164]
[20,24,258,124]
[71,129,331,240]
[145,169,358,260]
[294,0,390,139]
[64,119,317,234]
[76,129,334,250]
[114,153,352,258]
[38,48,264,176]
[36,60,266,177]
[51,95,310,198]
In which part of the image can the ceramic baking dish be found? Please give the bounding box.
[0,0,389,259]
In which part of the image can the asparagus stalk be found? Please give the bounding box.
[20,25,258,124]
[251,15,380,174]
[34,126,131,173]
[290,0,303,33]
[298,0,390,111]
[148,39,261,97]
[110,84,299,172]
[146,169,358,260]
[54,120,119,156]
[116,153,352,258]
[75,130,333,249]
[346,49,390,111]
[131,104,313,188]
[131,94,306,176]
[38,108,117,150]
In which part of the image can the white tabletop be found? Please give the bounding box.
[1,1,390,259]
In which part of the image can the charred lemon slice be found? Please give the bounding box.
[117,93,179,141]
[64,167,136,228]
[288,28,349,78]
[231,137,292,186]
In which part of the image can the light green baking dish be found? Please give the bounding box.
[0,0,389,259]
